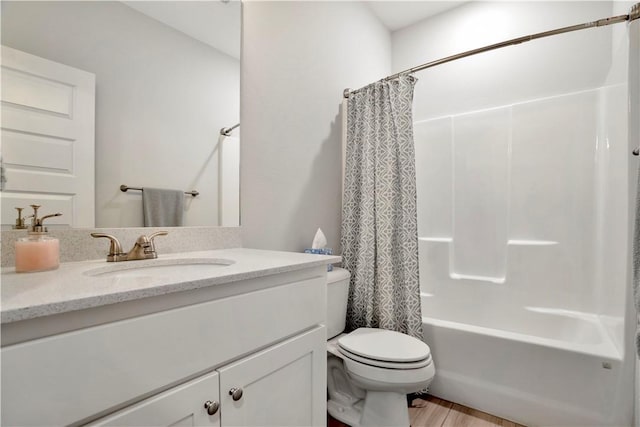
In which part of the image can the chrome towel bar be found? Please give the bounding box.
[120,185,199,197]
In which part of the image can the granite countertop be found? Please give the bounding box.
[1,248,340,324]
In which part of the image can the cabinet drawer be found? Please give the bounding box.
[2,272,325,426]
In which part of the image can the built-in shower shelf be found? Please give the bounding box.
[419,237,557,246]
[419,236,559,284]
[449,272,505,284]
[508,239,558,246]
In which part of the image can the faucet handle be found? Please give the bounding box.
[147,231,168,253]
[138,230,169,258]
[91,233,124,261]
[148,231,169,241]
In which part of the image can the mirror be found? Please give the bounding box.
[0,0,240,228]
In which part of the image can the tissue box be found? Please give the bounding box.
[304,248,334,271]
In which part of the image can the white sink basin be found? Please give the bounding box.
[84,258,235,278]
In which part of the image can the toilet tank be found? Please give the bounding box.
[326,267,350,339]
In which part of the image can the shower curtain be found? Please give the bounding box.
[341,74,423,339]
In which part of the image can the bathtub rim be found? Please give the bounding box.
[421,313,623,361]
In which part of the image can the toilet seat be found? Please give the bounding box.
[339,346,432,369]
[337,328,432,368]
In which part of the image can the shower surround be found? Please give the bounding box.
[416,84,628,426]
[394,2,637,425]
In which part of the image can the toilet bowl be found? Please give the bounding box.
[326,268,435,427]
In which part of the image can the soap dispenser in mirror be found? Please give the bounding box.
[12,207,27,229]
[15,205,62,273]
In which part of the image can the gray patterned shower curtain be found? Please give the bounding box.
[341,74,423,339]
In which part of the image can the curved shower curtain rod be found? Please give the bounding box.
[343,3,640,99]
[220,123,240,136]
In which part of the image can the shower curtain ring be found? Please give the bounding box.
[633,148,639,156]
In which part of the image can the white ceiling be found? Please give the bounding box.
[122,1,241,60]
[367,1,467,32]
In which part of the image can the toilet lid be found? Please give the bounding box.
[337,328,431,363]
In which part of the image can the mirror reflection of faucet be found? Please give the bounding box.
[12,207,28,230]
[91,231,168,262]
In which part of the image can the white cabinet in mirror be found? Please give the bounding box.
[0,0,240,228]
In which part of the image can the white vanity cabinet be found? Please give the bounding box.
[1,263,329,427]
[91,327,325,427]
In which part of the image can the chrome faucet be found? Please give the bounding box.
[91,231,168,262]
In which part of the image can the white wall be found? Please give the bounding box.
[393,1,613,120]
[240,1,391,252]
[1,1,240,228]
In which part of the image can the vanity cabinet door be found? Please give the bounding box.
[88,371,220,427]
[218,326,327,427]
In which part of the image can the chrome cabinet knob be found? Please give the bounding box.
[204,400,219,415]
[229,387,243,401]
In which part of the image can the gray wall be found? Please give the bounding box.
[2,1,239,227]
[240,1,391,252]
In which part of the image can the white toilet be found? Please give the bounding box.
[326,268,435,427]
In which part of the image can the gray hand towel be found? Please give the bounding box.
[142,187,184,227]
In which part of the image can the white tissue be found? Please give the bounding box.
[311,228,327,249]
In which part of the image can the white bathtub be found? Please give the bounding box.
[421,294,628,426]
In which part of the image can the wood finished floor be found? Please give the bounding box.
[328,395,526,427]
